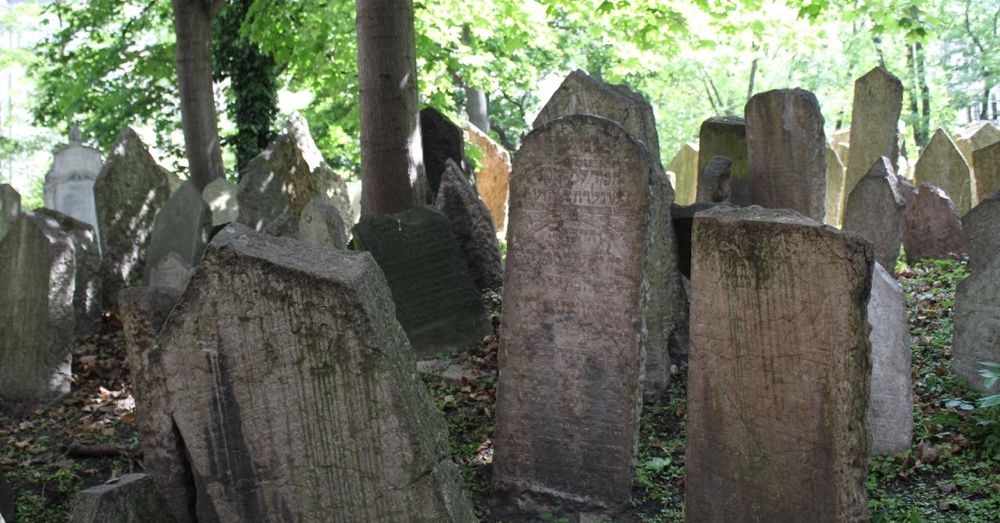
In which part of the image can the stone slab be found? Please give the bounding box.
[148,252,194,293]
[0,184,19,244]
[843,157,907,270]
[953,256,1000,393]
[465,123,511,234]
[903,184,966,263]
[698,116,750,206]
[144,181,211,285]
[297,196,348,250]
[696,155,732,203]
[421,107,464,197]
[33,209,102,334]
[845,67,903,198]
[914,129,974,215]
[69,474,174,523]
[201,177,239,226]
[667,142,699,205]
[963,192,1000,273]
[435,159,503,291]
[826,145,846,226]
[868,263,913,454]
[972,141,1000,204]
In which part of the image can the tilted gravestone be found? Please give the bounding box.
[696,155,732,203]
[94,129,171,308]
[843,158,908,270]
[297,196,348,250]
[465,123,511,234]
[903,184,966,264]
[666,142,699,205]
[145,181,211,285]
[353,206,490,357]
[868,263,913,454]
[43,126,104,240]
[972,141,1000,204]
[953,256,1000,393]
[914,129,974,215]
[69,473,174,523]
[698,116,750,206]
[435,159,503,291]
[148,252,194,293]
[0,183,21,246]
[962,192,1000,273]
[157,225,476,521]
[534,69,661,163]
[745,88,827,221]
[685,207,872,522]
[845,67,903,198]
[494,115,679,515]
[826,145,846,226]
[201,177,239,226]
[33,209,102,335]
[421,107,464,198]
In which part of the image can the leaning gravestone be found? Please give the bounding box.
[148,252,194,293]
[845,67,903,198]
[145,181,211,285]
[903,184,965,263]
[0,184,21,245]
[421,107,464,197]
[826,145,846,226]
[972,141,1000,204]
[353,206,490,357]
[953,257,1000,393]
[745,88,827,221]
[843,158,908,270]
[533,69,661,163]
[698,116,750,206]
[43,126,103,239]
[667,142,699,205]
[685,207,872,522]
[914,129,974,215]
[69,474,174,523]
[0,214,77,403]
[297,196,348,250]
[201,177,239,226]
[868,263,913,454]
[157,225,476,521]
[962,192,1000,273]
[465,123,511,234]
[93,129,171,308]
[33,209,102,335]
[435,159,503,291]
[494,115,678,515]
[696,155,732,203]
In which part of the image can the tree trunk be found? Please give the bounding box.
[357,0,426,218]
[906,41,931,150]
[172,0,225,190]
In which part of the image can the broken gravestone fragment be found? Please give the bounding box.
[867,263,913,454]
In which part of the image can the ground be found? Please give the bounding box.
[1,259,997,522]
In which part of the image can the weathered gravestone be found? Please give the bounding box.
[903,184,966,263]
[69,474,174,523]
[954,120,1000,181]
[953,257,1000,393]
[297,196,348,250]
[145,181,211,284]
[421,107,464,197]
[201,177,239,226]
[148,252,194,293]
[94,129,171,308]
[353,206,490,357]
[533,69,661,163]
[156,225,476,521]
[698,116,750,206]
[696,155,732,203]
[667,142,699,205]
[962,192,1000,273]
[0,184,21,246]
[845,67,903,198]
[671,202,729,279]
[435,159,503,291]
[914,129,974,215]
[685,207,872,523]
[494,115,678,515]
[465,123,511,234]
[868,263,913,454]
[972,141,1000,204]
[43,127,103,238]
[826,145,846,226]
[843,158,907,270]
[745,88,827,221]
[33,209,102,334]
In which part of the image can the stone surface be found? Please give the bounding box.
[93,129,171,309]
[666,142,699,205]
[465,123,511,234]
[826,145,846,226]
[157,225,476,521]
[353,206,490,357]
[914,129,974,215]
[145,181,211,285]
[0,470,14,523]
[435,159,503,291]
[698,116,750,206]
[903,184,966,263]
[201,177,239,226]
[695,155,732,203]
[972,141,1000,204]
[963,192,1000,273]
[953,256,1000,393]
[843,158,908,270]
[33,209,102,334]
[671,202,729,279]
[746,88,827,221]
[0,184,19,244]
[261,209,298,238]
[43,127,103,240]
[832,127,851,169]
[533,69,661,162]
[867,263,913,454]
[845,67,903,198]
[685,206,872,523]
[421,107,464,197]
[297,196,348,250]
[954,120,1000,182]
[494,115,679,515]
[69,474,175,523]
[235,146,290,230]
[148,252,194,293]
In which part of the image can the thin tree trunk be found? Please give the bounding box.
[172,0,225,190]
[357,0,426,217]
[466,87,489,133]
[746,57,759,102]
[915,42,931,148]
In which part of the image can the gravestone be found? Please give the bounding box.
[685,206,872,522]
[235,147,290,231]
[914,129,974,215]
[843,158,907,270]
[353,206,490,357]
[0,214,77,403]
[826,145,846,226]
[667,142,699,205]
[954,120,1000,178]
[297,196,348,250]
[533,69,661,163]
[43,127,104,239]
[283,112,353,223]
[0,184,21,245]
[157,225,476,521]
[845,67,903,198]
[671,202,728,279]
[868,263,913,454]
[465,123,511,234]
[745,88,827,221]
[93,129,171,308]
[148,252,194,293]
[698,116,750,206]
[145,181,211,285]
[261,209,298,238]
[435,159,503,291]
[201,177,239,226]
[972,141,1000,204]
[953,257,1000,393]
[696,155,732,203]
[903,184,965,263]
[33,209,102,334]
[69,474,174,523]
[962,192,1000,273]
[421,107,464,197]
[494,115,678,514]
